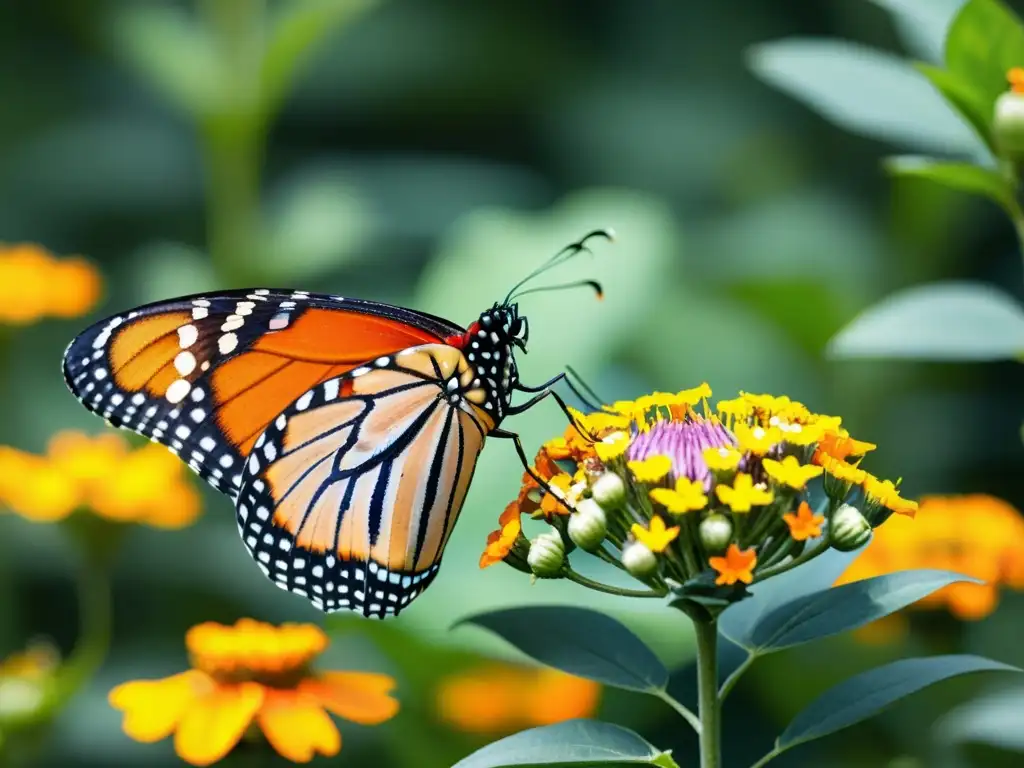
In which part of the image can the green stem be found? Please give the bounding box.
[753,537,831,583]
[693,619,721,768]
[717,652,755,704]
[562,569,666,599]
[748,746,784,768]
[653,689,701,735]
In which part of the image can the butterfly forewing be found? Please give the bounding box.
[235,344,488,618]
[62,290,461,499]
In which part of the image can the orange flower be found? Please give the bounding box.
[709,544,757,586]
[837,495,1024,622]
[814,452,866,484]
[109,619,398,766]
[0,243,102,324]
[782,501,825,541]
[816,430,876,463]
[1009,66,1024,94]
[480,502,523,568]
[437,664,600,734]
[0,431,201,528]
[539,473,574,518]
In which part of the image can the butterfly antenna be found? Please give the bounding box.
[509,279,603,303]
[504,228,615,304]
[565,365,607,410]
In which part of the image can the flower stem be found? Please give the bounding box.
[653,690,702,735]
[717,652,755,703]
[748,745,784,768]
[562,568,667,598]
[693,619,721,768]
[753,536,831,583]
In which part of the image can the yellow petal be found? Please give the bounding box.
[174,682,263,766]
[302,672,399,725]
[109,671,209,744]
[258,689,341,763]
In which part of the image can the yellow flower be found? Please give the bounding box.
[715,397,754,422]
[539,473,574,518]
[109,619,398,766]
[627,455,672,483]
[817,429,876,462]
[762,455,824,490]
[0,243,102,324]
[594,431,629,462]
[709,544,757,585]
[437,665,600,734]
[630,516,679,553]
[783,501,825,541]
[814,453,867,484]
[863,475,918,517]
[649,478,708,514]
[702,447,741,472]
[734,423,782,455]
[715,473,774,513]
[676,382,712,405]
[837,495,1024,622]
[480,502,523,569]
[777,421,823,446]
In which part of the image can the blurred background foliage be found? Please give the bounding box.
[2,0,1024,766]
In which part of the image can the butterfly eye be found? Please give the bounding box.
[510,317,527,340]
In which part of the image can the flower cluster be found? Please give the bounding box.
[0,243,101,324]
[436,664,600,734]
[0,431,200,528]
[838,494,1024,621]
[482,385,915,605]
[109,619,400,766]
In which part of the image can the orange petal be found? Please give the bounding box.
[109,671,208,743]
[174,682,263,766]
[301,672,399,725]
[258,689,341,763]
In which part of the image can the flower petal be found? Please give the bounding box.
[258,689,341,763]
[108,671,208,743]
[301,672,399,725]
[174,682,263,766]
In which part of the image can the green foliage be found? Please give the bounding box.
[451,720,676,768]
[827,281,1024,360]
[457,606,668,694]
[944,0,1024,119]
[885,155,1016,214]
[935,685,1024,753]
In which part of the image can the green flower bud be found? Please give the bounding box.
[568,498,608,551]
[527,531,565,577]
[996,89,1024,161]
[0,678,47,725]
[699,513,733,553]
[621,540,658,578]
[830,503,872,552]
[591,472,625,508]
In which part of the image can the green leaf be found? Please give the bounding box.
[915,63,996,153]
[456,606,668,693]
[747,569,980,653]
[885,155,1015,212]
[828,281,1024,360]
[867,0,966,63]
[747,39,988,157]
[945,0,1024,119]
[935,685,1024,750]
[778,655,1021,751]
[451,720,671,768]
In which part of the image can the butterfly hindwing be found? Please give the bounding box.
[62,290,462,499]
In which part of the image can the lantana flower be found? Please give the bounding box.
[0,243,101,324]
[480,384,916,610]
[109,619,399,765]
[437,664,600,734]
[0,431,200,527]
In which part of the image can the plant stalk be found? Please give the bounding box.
[693,618,721,768]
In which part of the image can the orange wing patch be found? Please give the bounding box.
[109,312,192,394]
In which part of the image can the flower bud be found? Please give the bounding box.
[621,540,658,579]
[996,90,1024,162]
[591,472,625,508]
[527,531,565,577]
[699,513,733,553]
[568,498,608,551]
[830,503,872,552]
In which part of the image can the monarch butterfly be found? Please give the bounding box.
[62,230,610,618]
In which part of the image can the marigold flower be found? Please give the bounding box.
[709,544,757,586]
[715,473,773,513]
[0,431,200,528]
[837,495,1024,622]
[762,455,824,490]
[649,477,708,514]
[109,619,398,766]
[627,455,672,484]
[480,502,523,568]
[0,243,102,324]
[630,516,679,553]
[437,665,600,734]
[783,501,825,541]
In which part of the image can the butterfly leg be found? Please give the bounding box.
[490,427,572,506]
[515,367,603,411]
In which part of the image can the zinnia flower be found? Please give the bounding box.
[437,664,599,734]
[109,619,399,765]
[0,243,101,324]
[0,431,200,527]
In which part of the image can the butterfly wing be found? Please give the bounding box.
[62,289,462,498]
[236,343,491,618]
